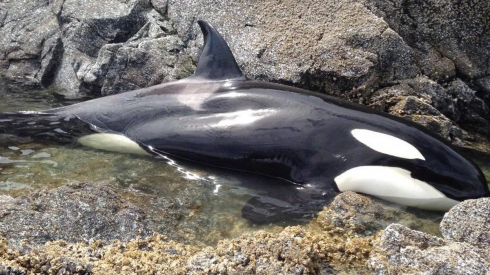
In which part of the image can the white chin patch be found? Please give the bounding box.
[351,129,425,160]
[334,166,459,211]
[78,133,151,156]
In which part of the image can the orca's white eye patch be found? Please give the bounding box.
[351,129,425,160]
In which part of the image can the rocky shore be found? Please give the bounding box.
[1,0,490,274]
[0,185,488,274]
[1,0,489,148]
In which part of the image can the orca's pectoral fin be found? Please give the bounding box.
[241,196,302,224]
[192,20,246,81]
[241,180,339,224]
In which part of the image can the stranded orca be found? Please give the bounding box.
[1,21,488,222]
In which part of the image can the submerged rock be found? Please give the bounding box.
[440,198,490,249]
[368,224,490,274]
[0,182,153,250]
[317,191,442,237]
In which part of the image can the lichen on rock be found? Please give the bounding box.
[368,223,490,274]
[0,187,389,274]
[440,198,490,249]
[0,213,376,274]
[317,191,444,239]
[0,182,153,251]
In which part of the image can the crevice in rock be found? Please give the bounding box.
[150,0,169,19]
[40,38,64,88]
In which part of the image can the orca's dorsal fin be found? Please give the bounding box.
[192,20,245,81]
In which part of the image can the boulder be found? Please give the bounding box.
[0,182,153,250]
[365,0,490,79]
[317,191,442,237]
[0,0,191,98]
[368,224,490,274]
[67,9,194,96]
[167,0,419,96]
[440,198,490,249]
[0,0,62,89]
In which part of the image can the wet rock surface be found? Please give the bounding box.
[0,179,235,250]
[0,212,376,274]
[317,191,442,237]
[0,186,489,274]
[368,223,490,274]
[0,188,439,274]
[0,182,153,250]
[440,198,490,249]
[1,0,489,145]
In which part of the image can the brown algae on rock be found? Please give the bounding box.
[0,225,375,274]
[0,190,447,274]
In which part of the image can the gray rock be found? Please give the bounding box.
[475,76,490,106]
[167,0,419,95]
[370,77,459,120]
[80,10,193,95]
[0,0,189,97]
[368,224,490,274]
[0,182,153,249]
[52,0,154,97]
[365,0,490,79]
[368,77,471,143]
[0,0,62,89]
[440,198,490,249]
[317,191,443,237]
[447,79,490,124]
[0,262,27,275]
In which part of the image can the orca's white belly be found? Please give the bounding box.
[78,133,151,156]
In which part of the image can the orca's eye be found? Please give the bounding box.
[351,129,425,160]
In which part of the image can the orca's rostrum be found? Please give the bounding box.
[1,21,488,221]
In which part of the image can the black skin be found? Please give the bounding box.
[0,20,487,222]
[4,79,488,197]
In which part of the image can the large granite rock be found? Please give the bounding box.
[365,0,490,79]
[167,0,419,94]
[0,0,191,97]
[0,0,62,89]
[368,223,490,274]
[440,198,490,249]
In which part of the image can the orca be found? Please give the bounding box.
[1,21,488,222]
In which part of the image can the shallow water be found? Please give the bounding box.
[1,86,489,246]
